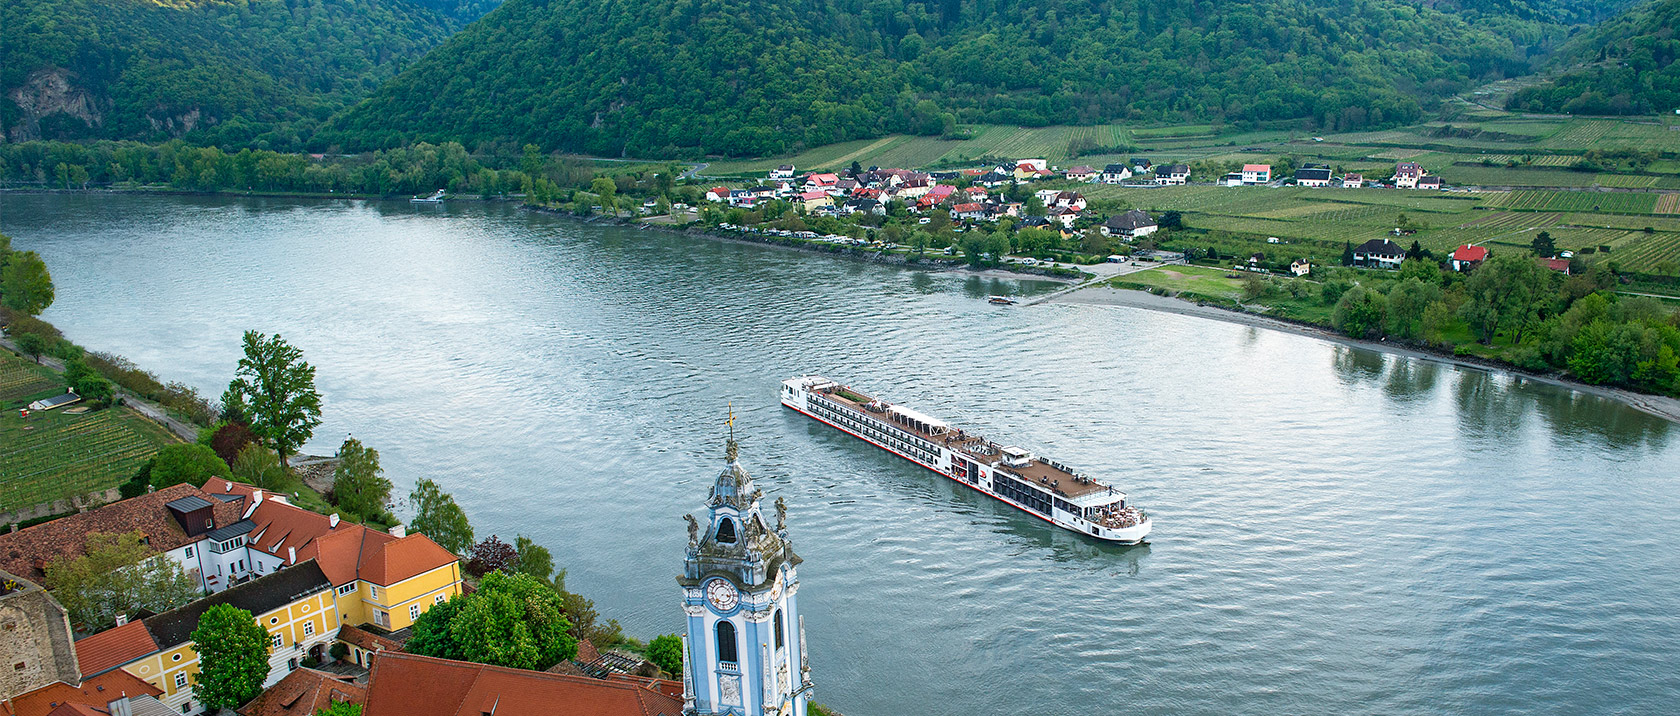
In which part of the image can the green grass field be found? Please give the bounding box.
[0,351,180,512]
[1111,265,1247,301]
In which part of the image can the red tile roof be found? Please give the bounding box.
[1452,245,1488,262]
[44,706,105,716]
[1543,257,1571,273]
[0,484,241,582]
[210,480,454,587]
[337,624,403,653]
[2,670,163,716]
[1243,164,1271,173]
[358,535,458,587]
[73,621,160,676]
[236,667,367,716]
[363,653,683,716]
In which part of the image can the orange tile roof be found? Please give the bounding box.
[44,705,105,716]
[209,480,453,587]
[336,625,403,653]
[2,670,163,716]
[363,653,683,716]
[358,535,458,587]
[0,484,242,582]
[236,667,367,716]
[73,620,159,676]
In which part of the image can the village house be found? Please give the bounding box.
[1047,206,1080,228]
[704,187,730,202]
[1130,158,1152,173]
[1154,164,1190,186]
[1099,164,1132,184]
[1064,165,1098,182]
[1101,209,1158,240]
[769,165,795,181]
[1012,163,1052,182]
[1290,259,1312,276]
[1,669,171,716]
[72,561,341,715]
[1294,165,1333,187]
[799,191,832,211]
[1542,257,1572,274]
[1418,175,1443,190]
[1393,162,1423,188]
[1353,238,1407,269]
[918,184,956,209]
[1450,244,1488,272]
[951,202,988,221]
[1219,172,1244,187]
[1241,164,1272,185]
[1051,191,1087,211]
[802,173,839,192]
[1340,173,1364,189]
[962,186,988,202]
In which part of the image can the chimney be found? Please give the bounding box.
[115,614,128,627]
[288,546,297,563]
[107,697,132,716]
[329,514,340,528]
[388,524,406,538]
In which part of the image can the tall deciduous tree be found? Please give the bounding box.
[147,443,232,489]
[410,478,473,554]
[513,535,556,585]
[192,604,271,710]
[465,535,518,577]
[15,332,47,363]
[222,331,321,466]
[44,531,200,630]
[332,437,391,519]
[232,443,288,490]
[2,250,55,315]
[407,572,576,671]
[646,634,683,677]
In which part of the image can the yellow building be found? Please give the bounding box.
[73,560,338,715]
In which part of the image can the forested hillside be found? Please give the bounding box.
[323,0,1582,158]
[1506,0,1680,115]
[2,0,502,150]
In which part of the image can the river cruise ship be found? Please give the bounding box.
[781,376,1151,543]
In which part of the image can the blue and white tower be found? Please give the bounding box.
[680,422,811,716]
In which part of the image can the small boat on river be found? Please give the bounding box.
[987,295,1016,305]
[411,189,445,204]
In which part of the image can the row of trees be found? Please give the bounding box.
[1313,256,1680,395]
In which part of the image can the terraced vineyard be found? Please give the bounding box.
[1481,191,1659,214]
[0,352,59,405]
[0,406,179,511]
[1604,232,1680,274]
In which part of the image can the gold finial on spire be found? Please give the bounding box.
[725,402,739,462]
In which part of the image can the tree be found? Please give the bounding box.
[410,478,473,554]
[1384,278,1439,340]
[76,374,114,407]
[591,177,618,215]
[449,572,576,670]
[232,444,288,490]
[2,250,55,315]
[44,531,200,630]
[222,331,322,466]
[646,634,683,676]
[514,535,557,585]
[1333,286,1388,339]
[1340,242,1355,267]
[315,703,363,716]
[15,332,47,363]
[1159,211,1183,230]
[466,535,519,577]
[192,604,271,710]
[147,444,232,489]
[210,421,260,466]
[332,437,391,519]
[1532,231,1555,257]
[406,596,467,660]
[559,588,620,647]
[1461,255,1550,344]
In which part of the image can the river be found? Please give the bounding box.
[5,194,1679,715]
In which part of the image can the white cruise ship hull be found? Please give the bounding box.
[781,377,1152,544]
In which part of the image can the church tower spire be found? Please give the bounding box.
[680,410,810,716]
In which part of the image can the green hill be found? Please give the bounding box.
[1506,0,1680,115]
[323,0,1590,158]
[1,0,501,150]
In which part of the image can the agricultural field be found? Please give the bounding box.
[1480,190,1660,214]
[0,352,60,405]
[0,350,180,512]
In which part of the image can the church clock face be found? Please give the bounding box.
[706,578,739,611]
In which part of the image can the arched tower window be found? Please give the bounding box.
[774,609,785,650]
[715,518,737,544]
[716,620,739,665]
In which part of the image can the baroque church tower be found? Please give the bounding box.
[680,421,811,716]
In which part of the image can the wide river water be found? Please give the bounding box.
[5,194,1679,715]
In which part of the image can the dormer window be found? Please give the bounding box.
[715,518,737,544]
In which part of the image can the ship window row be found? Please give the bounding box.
[993,474,1051,515]
[812,401,938,464]
[811,398,940,454]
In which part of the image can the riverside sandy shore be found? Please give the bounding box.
[1057,286,1680,424]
